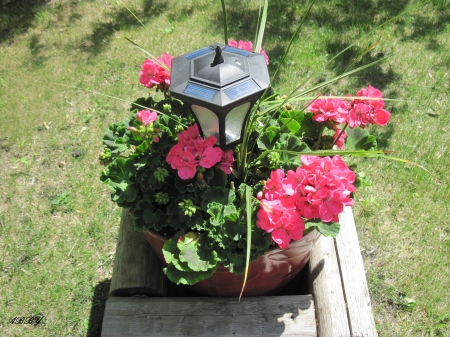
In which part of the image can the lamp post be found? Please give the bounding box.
[170,43,270,150]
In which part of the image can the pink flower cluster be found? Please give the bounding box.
[307,85,390,129]
[228,40,269,65]
[136,109,157,126]
[166,124,235,180]
[139,53,173,90]
[256,155,356,249]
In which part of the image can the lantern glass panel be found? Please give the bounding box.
[225,102,251,145]
[191,105,219,141]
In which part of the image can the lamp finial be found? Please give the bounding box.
[212,46,224,65]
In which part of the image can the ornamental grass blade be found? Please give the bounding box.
[239,185,253,301]
[118,0,151,34]
[271,0,316,81]
[55,83,187,127]
[220,0,228,44]
[123,37,170,71]
[254,0,268,53]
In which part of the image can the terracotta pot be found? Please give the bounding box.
[143,229,320,297]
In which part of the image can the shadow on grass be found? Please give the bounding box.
[86,279,111,337]
[0,0,50,44]
[208,0,407,84]
[395,1,450,43]
[77,0,168,60]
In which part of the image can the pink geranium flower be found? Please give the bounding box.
[256,200,305,249]
[228,40,270,65]
[219,150,235,174]
[136,109,157,126]
[166,124,233,179]
[346,85,391,128]
[166,146,198,180]
[257,155,357,248]
[199,147,223,168]
[307,96,350,125]
[139,53,173,90]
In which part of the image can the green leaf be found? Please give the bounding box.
[280,117,301,135]
[305,219,340,237]
[345,127,377,151]
[100,158,138,205]
[177,233,218,272]
[207,166,228,188]
[102,119,131,154]
[201,187,235,210]
[207,202,238,227]
[174,176,197,193]
[279,109,309,135]
[163,263,218,285]
[167,197,203,230]
[257,126,281,150]
[298,113,321,139]
[162,238,188,271]
[280,135,310,169]
[132,198,166,231]
[162,235,219,285]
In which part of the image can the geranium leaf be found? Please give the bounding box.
[298,113,321,139]
[280,117,301,135]
[345,126,377,151]
[305,219,340,237]
[257,126,280,150]
[100,158,138,206]
[201,187,235,209]
[177,233,218,272]
[132,198,166,231]
[281,136,310,168]
[174,176,197,193]
[103,119,131,153]
[164,263,218,285]
[208,167,228,187]
[167,197,203,230]
[162,238,181,266]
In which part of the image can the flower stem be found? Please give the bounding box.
[313,125,326,150]
[331,123,348,147]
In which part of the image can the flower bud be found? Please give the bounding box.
[153,135,160,143]
[257,191,263,200]
[129,126,138,133]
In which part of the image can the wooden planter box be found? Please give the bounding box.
[101,207,377,337]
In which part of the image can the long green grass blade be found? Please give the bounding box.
[239,185,253,301]
[123,37,170,71]
[272,0,316,80]
[254,0,268,53]
[220,0,228,44]
[55,83,187,127]
[252,149,439,182]
[118,0,153,36]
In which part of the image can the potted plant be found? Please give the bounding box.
[98,1,398,297]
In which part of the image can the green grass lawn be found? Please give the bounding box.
[0,0,449,336]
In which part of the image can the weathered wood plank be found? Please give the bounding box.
[109,208,167,296]
[309,235,350,337]
[335,206,378,337]
[101,296,317,337]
